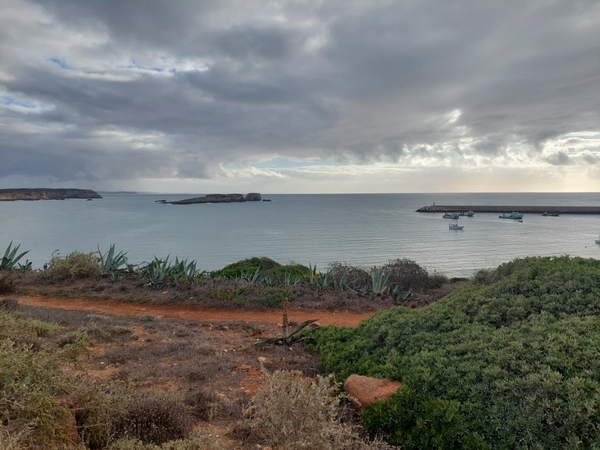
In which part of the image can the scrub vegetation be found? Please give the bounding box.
[3,241,600,448]
[307,256,600,449]
[3,243,452,311]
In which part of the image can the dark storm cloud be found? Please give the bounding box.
[545,151,573,166]
[1,0,599,187]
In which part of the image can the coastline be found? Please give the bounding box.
[0,188,102,201]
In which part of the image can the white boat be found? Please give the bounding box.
[443,213,459,219]
[449,221,464,230]
[499,212,523,220]
[466,210,475,217]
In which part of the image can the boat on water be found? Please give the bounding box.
[443,213,459,219]
[465,210,475,217]
[449,221,464,230]
[499,212,523,220]
[596,235,600,245]
[542,212,560,217]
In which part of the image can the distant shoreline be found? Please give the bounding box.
[0,188,102,201]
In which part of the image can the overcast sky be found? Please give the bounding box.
[1,0,599,193]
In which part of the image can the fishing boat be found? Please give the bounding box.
[465,210,475,217]
[499,212,523,220]
[449,221,464,230]
[443,213,459,219]
[542,212,560,217]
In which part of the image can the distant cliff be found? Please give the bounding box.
[166,193,262,205]
[0,188,102,201]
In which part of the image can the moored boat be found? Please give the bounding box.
[499,212,523,220]
[443,213,459,219]
[449,221,464,230]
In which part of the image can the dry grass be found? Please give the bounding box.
[3,297,366,449]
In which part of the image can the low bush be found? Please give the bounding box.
[0,297,19,312]
[106,435,225,450]
[308,256,600,448]
[328,262,370,291]
[383,258,447,291]
[211,256,281,279]
[0,272,16,294]
[0,339,75,449]
[113,391,194,445]
[211,257,311,283]
[245,369,394,450]
[45,251,102,281]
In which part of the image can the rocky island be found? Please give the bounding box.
[0,188,102,201]
[162,193,262,205]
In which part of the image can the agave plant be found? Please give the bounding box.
[0,242,30,270]
[284,270,303,287]
[392,285,413,304]
[140,256,171,289]
[370,267,391,296]
[97,244,128,273]
[331,272,348,293]
[239,267,264,284]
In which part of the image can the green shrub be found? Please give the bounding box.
[45,251,102,280]
[308,256,600,449]
[211,257,311,283]
[212,256,281,279]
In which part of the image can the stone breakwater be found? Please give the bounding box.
[0,188,102,201]
[416,205,600,214]
[165,193,262,205]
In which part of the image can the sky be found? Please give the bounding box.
[1,0,599,194]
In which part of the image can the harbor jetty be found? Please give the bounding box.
[417,205,600,215]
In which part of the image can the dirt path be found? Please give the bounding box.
[16,295,374,327]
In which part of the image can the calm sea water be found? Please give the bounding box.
[1,193,599,278]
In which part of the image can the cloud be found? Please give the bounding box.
[545,151,573,166]
[0,0,599,192]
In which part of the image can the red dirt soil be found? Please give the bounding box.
[17,295,375,327]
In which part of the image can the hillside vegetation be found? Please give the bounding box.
[308,256,600,449]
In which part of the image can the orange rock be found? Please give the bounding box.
[343,374,402,409]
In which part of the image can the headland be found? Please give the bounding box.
[0,188,102,201]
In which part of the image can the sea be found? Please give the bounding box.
[1,192,599,278]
